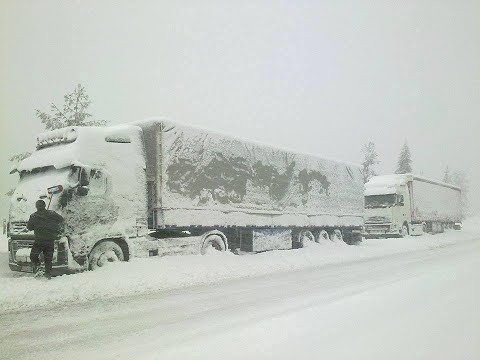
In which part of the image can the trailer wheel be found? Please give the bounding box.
[439,223,445,233]
[201,234,226,255]
[89,241,124,270]
[298,230,315,247]
[316,230,330,242]
[330,229,343,242]
[422,223,428,234]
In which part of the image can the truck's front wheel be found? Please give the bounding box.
[400,224,409,238]
[89,241,124,270]
[201,234,226,255]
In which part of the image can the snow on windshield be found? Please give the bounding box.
[10,167,75,222]
[365,194,396,208]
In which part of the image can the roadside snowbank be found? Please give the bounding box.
[1,218,479,314]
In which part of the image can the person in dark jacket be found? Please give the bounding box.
[27,200,64,279]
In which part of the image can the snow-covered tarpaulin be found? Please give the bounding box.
[136,120,364,229]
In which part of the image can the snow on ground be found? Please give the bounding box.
[0,233,7,253]
[3,232,477,360]
[1,218,479,314]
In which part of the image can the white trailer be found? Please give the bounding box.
[364,174,462,237]
[8,119,364,275]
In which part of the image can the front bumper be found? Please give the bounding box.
[364,223,401,238]
[8,262,70,276]
[8,237,78,276]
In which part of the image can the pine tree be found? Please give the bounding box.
[6,84,106,195]
[361,141,380,183]
[395,141,413,174]
[443,166,451,183]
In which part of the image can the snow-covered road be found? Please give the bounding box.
[1,234,479,360]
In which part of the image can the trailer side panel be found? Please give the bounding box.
[411,178,462,223]
[141,121,363,229]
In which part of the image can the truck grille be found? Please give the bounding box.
[10,221,28,234]
[365,224,392,234]
[12,239,34,250]
[366,216,389,224]
[9,221,34,239]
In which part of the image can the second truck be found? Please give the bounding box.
[364,174,462,237]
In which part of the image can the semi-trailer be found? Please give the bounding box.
[8,119,364,274]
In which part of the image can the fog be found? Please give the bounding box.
[1,0,479,220]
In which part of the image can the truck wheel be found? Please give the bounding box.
[298,230,315,247]
[201,235,226,255]
[439,223,445,233]
[316,230,330,242]
[400,224,409,238]
[89,241,124,270]
[330,229,343,242]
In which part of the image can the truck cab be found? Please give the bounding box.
[364,177,412,237]
[8,126,148,274]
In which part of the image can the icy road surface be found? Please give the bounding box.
[1,227,479,359]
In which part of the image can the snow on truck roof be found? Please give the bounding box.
[18,118,362,172]
[365,174,461,195]
[17,125,141,172]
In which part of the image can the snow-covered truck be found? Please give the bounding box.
[8,119,364,275]
[364,174,462,237]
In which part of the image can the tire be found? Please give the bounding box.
[201,235,226,255]
[316,229,330,242]
[330,229,343,242]
[400,224,409,238]
[89,241,124,270]
[298,230,315,247]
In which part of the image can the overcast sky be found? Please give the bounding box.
[1,0,479,220]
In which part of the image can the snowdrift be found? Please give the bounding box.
[1,218,479,314]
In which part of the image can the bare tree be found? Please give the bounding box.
[36,84,106,130]
[361,141,380,183]
[443,166,451,183]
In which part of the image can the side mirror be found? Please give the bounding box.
[76,186,89,196]
[79,168,90,186]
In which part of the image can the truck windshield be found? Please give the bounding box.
[15,166,80,208]
[365,194,396,208]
